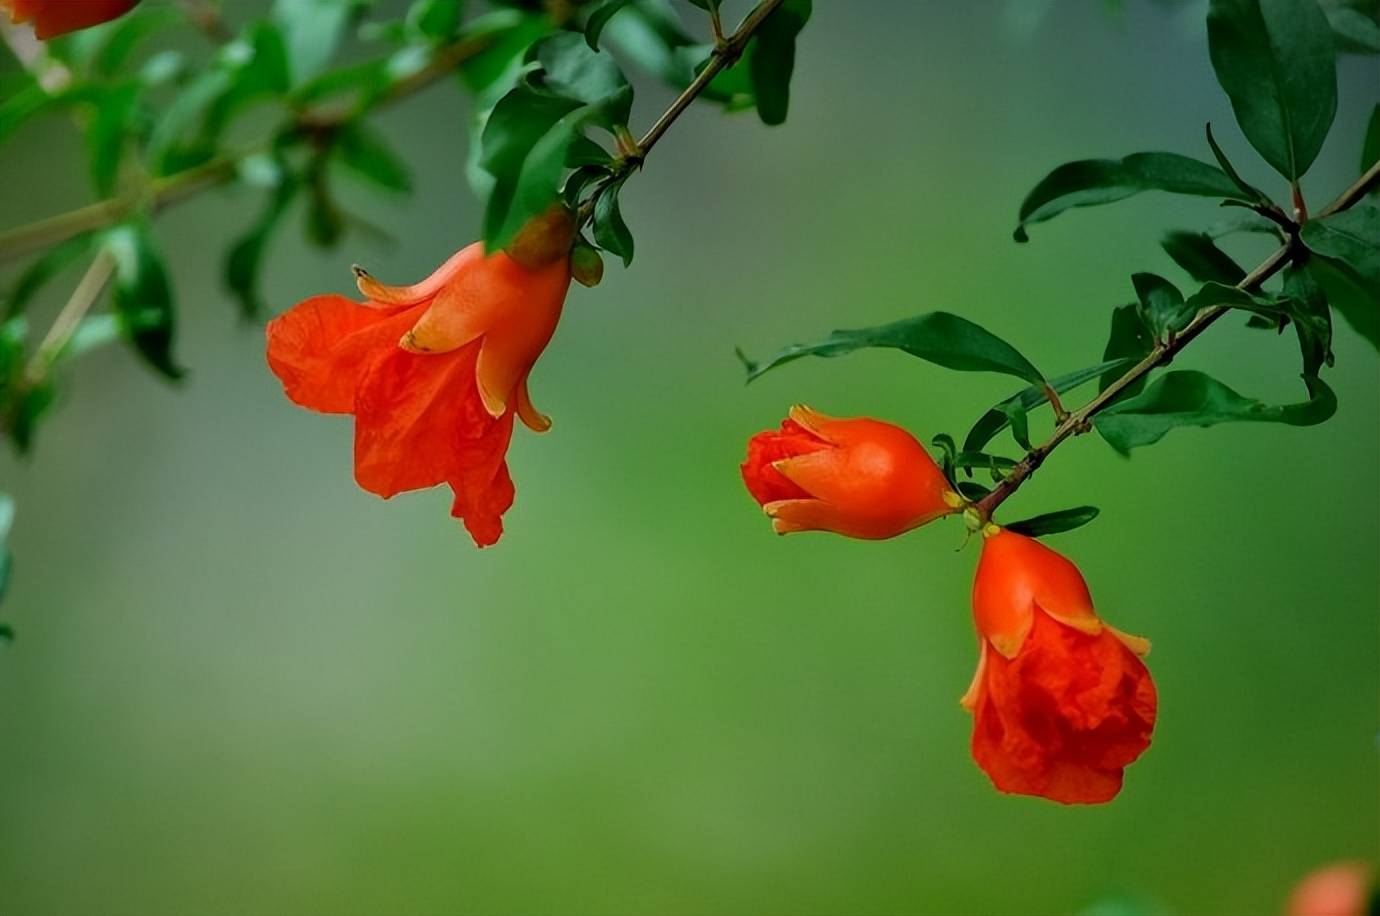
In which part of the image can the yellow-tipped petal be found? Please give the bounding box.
[959,641,989,711]
[515,377,551,433]
[1108,625,1152,657]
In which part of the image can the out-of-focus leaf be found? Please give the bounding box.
[1323,3,1380,52]
[145,67,232,174]
[748,0,811,125]
[201,22,292,143]
[592,177,634,266]
[585,0,638,48]
[1094,371,1335,451]
[1005,506,1100,538]
[963,357,1136,453]
[1207,0,1338,180]
[104,224,184,380]
[1161,230,1248,285]
[91,7,178,77]
[739,312,1046,386]
[602,0,699,87]
[1099,304,1154,397]
[457,9,551,101]
[1014,153,1245,241]
[335,122,411,192]
[408,0,465,41]
[0,83,56,146]
[1132,272,1194,337]
[0,491,12,606]
[1300,205,1380,287]
[87,82,141,195]
[3,234,95,321]
[226,175,299,319]
[272,0,363,86]
[66,314,122,358]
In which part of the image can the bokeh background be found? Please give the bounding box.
[1,2,1377,914]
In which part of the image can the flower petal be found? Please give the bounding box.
[353,243,485,307]
[266,294,420,414]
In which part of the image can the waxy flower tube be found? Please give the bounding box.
[1,0,141,39]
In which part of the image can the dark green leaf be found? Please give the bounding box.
[592,178,634,266]
[457,10,551,101]
[585,0,638,49]
[1310,254,1380,349]
[408,0,464,41]
[957,480,992,501]
[740,312,1046,386]
[1283,260,1334,377]
[748,0,811,125]
[1161,230,1248,285]
[87,82,141,196]
[272,0,362,85]
[1204,122,1269,203]
[1132,272,1194,337]
[931,433,958,486]
[1300,205,1380,287]
[1094,371,1335,451]
[487,104,593,250]
[1005,506,1100,538]
[105,224,184,380]
[533,31,633,127]
[479,81,583,249]
[226,176,299,319]
[1014,152,1246,241]
[1207,0,1338,180]
[962,358,1135,453]
[335,123,412,192]
[1363,104,1380,180]
[1099,305,1154,397]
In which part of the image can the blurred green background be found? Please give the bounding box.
[1,2,1377,914]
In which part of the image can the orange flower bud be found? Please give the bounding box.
[266,234,572,547]
[1287,862,1375,916]
[741,405,961,539]
[2,0,141,39]
[962,528,1156,804]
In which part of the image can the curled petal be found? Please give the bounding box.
[353,243,485,306]
[266,295,421,414]
[974,529,1099,658]
[741,419,830,506]
[515,377,551,433]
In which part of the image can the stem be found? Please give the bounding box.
[974,159,1380,523]
[24,250,115,383]
[0,30,498,264]
[577,0,785,226]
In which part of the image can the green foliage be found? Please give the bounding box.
[1207,0,1337,181]
[105,224,183,381]
[1364,104,1380,176]
[1014,153,1246,241]
[1098,306,1154,398]
[1161,230,1247,285]
[1005,506,1100,538]
[592,178,634,266]
[0,492,11,610]
[1094,371,1336,451]
[739,312,1047,386]
[1301,205,1380,287]
[748,0,812,126]
[1132,272,1194,338]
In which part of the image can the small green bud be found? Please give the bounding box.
[570,243,604,288]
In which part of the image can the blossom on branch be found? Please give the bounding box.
[1,0,141,39]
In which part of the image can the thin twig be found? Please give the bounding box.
[974,158,1380,523]
[24,250,116,383]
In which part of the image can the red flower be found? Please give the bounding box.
[961,528,1156,804]
[741,405,960,538]
[265,208,574,547]
[1287,862,1375,916]
[2,0,141,39]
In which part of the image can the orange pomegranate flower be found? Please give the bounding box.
[741,405,962,538]
[1287,862,1376,916]
[2,0,141,39]
[265,208,575,547]
[961,527,1157,804]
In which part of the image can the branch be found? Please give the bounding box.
[577,0,785,226]
[24,250,115,384]
[974,158,1380,523]
[0,29,500,264]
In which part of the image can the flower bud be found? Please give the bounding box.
[505,203,576,269]
[570,242,604,288]
[740,405,961,539]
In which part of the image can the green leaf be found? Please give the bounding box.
[457,10,551,102]
[957,480,992,502]
[1094,371,1335,451]
[479,83,583,248]
[104,224,184,381]
[963,357,1136,453]
[740,312,1046,386]
[1363,104,1380,179]
[272,0,362,86]
[533,31,633,127]
[1099,305,1154,397]
[1207,0,1338,181]
[335,123,412,192]
[931,433,958,485]
[86,82,141,196]
[1300,205,1380,287]
[1161,230,1248,285]
[485,102,592,250]
[0,83,55,147]
[1204,122,1269,203]
[1309,254,1380,349]
[1132,272,1194,337]
[585,0,638,49]
[748,0,811,125]
[592,178,634,266]
[1323,3,1380,53]
[226,176,299,319]
[1014,153,1245,241]
[1005,506,1100,538]
[1282,260,1334,377]
[407,0,465,42]
[0,491,12,606]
